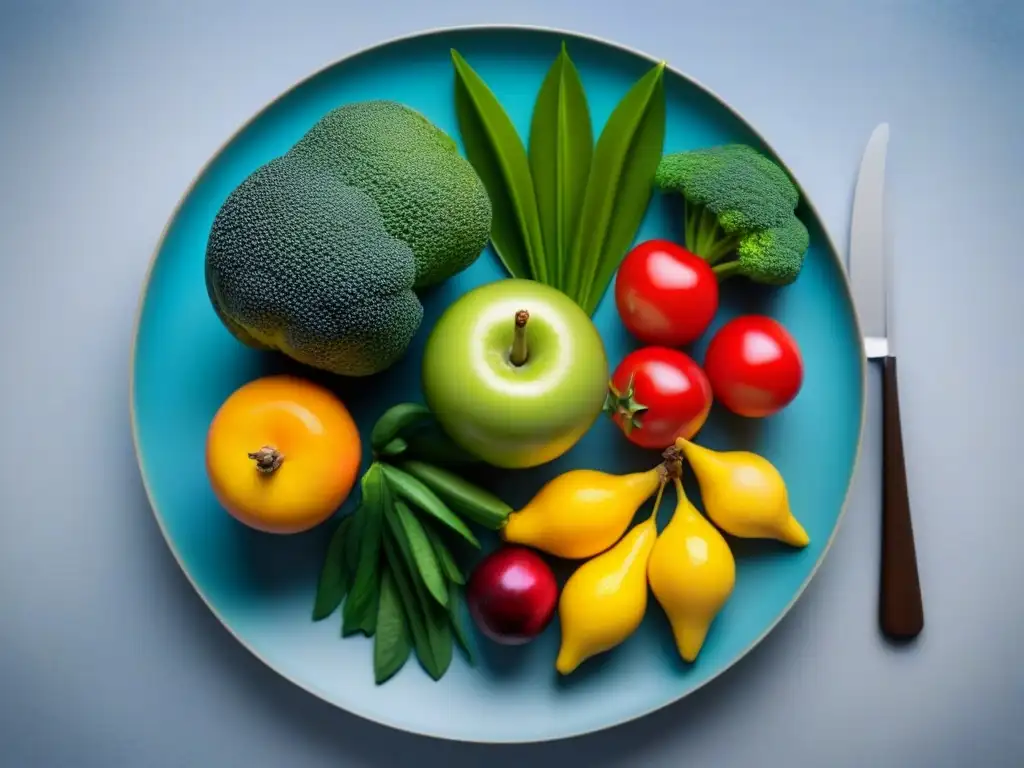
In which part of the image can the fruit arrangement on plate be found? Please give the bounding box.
[199,42,815,687]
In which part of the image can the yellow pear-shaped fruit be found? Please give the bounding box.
[501,467,662,559]
[648,476,736,662]
[675,439,809,547]
[556,514,659,675]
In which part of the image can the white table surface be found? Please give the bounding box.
[2,0,1021,765]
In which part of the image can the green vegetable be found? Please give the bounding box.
[392,500,449,607]
[424,524,465,586]
[205,160,422,378]
[373,569,412,684]
[569,62,666,315]
[451,44,667,317]
[529,42,593,292]
[343,466,386,636]
[310,404,513,685]
[447,582,475,662]
[452,49,546,283]
[383,507,452,680]
[397,459,512,530]
[380,464,481,548]
[205,100,491,378]
[381,530,439,679]
[715,215,810,285]
[289,100,492,289]
[311,515,353,621]
[370,403,433,452]
[654,143,809,285]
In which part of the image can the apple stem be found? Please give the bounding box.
[510,310,529,366]
[249,445,284,474]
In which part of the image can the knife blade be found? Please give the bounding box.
[849,123,924,642]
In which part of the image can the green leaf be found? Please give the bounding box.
[373,567,412,685]
[452,48,547,283]
[343,465,386,636]
[382,506,453,680]
[421,594,454,680]
[529,42,593,293]
[380,464,480,548]
[448,582,475,664]
[393,501,449,607]
[312,515,353,621]
[382,530,437,678]
[566,62,667,314]
[424,523,465,586]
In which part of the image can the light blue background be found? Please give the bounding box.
[1,0,1021,765]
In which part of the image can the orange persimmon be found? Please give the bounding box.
[205,375,362,534]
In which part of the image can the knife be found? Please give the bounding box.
[849,123,924,642]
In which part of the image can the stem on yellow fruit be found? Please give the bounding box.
[510,309,529,366]
[249,445,284,474]
[646,468,669,523]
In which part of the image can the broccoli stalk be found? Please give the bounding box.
[684,203,741,266]
[655,144,809,286]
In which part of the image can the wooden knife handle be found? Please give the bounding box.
[879,355,924,641]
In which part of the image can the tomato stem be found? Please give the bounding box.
[249,445,284,474]
[510,310,529,366]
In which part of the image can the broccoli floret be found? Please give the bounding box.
[205,155,423,377]
[288,100,492,288]
[714,215,810,285]
[654,144,808,284]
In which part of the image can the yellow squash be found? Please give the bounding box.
[676,438,809,547]
[648,475,736,662]
[555,482,665,675]
[501,467,663,559]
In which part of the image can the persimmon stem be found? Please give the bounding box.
[249,445,283,474]
[510,309,529,366]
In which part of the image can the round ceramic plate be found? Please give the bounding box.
[131,25,865,744]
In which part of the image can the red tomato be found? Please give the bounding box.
[703,315,804,418]
[614,239,719,347]
[605,347,713,450]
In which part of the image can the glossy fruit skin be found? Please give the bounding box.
[556,517,658,675]
[422,279,609,469]
[606,347,713,450]
[702,315,804,418]
[501,468,662,559]
[614,239,719,346]
[205,375,361,534]
[676,438,809,547]
[466,546,559,645]
[647,477,736,663]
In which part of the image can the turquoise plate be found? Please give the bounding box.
[131,25,865,744]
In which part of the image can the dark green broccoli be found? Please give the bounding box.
[205,155,423,377]
[289,100,492,288]
[654,144,808,285]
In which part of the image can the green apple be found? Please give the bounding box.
[421,278,609,469]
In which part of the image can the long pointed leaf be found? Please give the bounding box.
[393,501,448,608]
[382,530,437,679]
[373,568,412,684]
[529,42,593,293]
[312,515,353,621]
[567,62,667,312]
[452,49,547,282]
[343,465,386,636]
[380,464,480,548]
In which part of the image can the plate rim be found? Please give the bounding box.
[128,22,869,745]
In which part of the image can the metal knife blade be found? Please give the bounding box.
[849,122,890,359]
[849,123,924,642]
